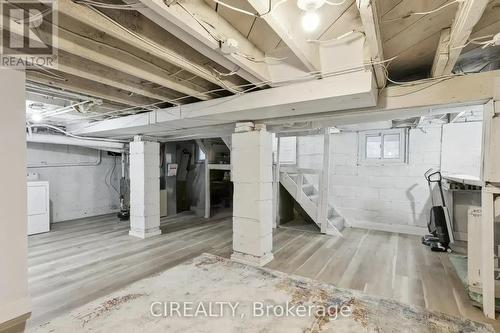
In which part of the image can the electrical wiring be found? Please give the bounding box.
[174,3,289,67]
[234,52,288,64]
[207,0,345,18]
[55,25,217,98]
[27,68,68,82]
[451,34,495,50]
[80,4,242,94]
[107,156,120,195]
[64,53,475,129]
[307,30,365,43]
[382,0,460,23]
[213,67,240,77]
[325,0,347,5]
[91,58,390,124]
[74,0,145,10]
[211,0,274,18]
[68,57,398,123]
[177,2,223,43]
[27,124,129,143]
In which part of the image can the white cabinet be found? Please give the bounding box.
[27,181,50,235]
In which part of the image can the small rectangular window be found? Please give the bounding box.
[278,136,297,165]
[383,133,400,159]
[359,129,407,164]
[198,147,206,161]
[366,135,381,159]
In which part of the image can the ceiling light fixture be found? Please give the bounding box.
[297,0,325,33]
[31,113,44,123]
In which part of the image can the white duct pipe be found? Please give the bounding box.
[27,133,126,153]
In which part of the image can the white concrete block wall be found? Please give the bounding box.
[295,126,456,233]
[329,128,443,230]
[441,121,483,178]
[27,143,121,222]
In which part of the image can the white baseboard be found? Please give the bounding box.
[349,221,428,236]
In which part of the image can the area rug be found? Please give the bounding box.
[32,253,494,333]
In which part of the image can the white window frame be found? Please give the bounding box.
[196,146,206,163]
[278,136,297,165]
[358,128,408,165]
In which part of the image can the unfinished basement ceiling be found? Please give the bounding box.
[4,0,499,127]
[379,0,500,79]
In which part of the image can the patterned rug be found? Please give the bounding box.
[32,253,494,333]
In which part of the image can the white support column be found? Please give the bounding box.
[0,69,31,331]
[273,135,281,229]
[204,161,210,219]
[480,96,499,319]
[480,187,495,319]
[318,129,331,234]
[231,124,274,266]
[129,137,161,239]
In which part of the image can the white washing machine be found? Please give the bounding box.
[27,181,50,235]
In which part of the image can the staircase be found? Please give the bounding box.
[280,169,345,237]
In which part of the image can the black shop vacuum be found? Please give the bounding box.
[421,169,454,252]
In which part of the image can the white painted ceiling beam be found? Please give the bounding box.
[26,70,159,107]
[3,20,181,104]
[431,0,489,77]
[69,70,376,136]
[431,28,451,78]
[31,22,211,101]
[263,69,499,128]
[56,0,242,93]
[356,0,386,88]
[135,0,270,84]
[69,69,500,139]
[55,53,183,104]
[246,0,320,72]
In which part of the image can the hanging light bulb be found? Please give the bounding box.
[31,113,44,123]
[301,10,320,32]
[297,0,324,33]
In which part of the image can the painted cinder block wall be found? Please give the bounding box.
[328,127,442,232]
[296,124,480,233]
[27,142,121,222]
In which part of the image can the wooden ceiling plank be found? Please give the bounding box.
[26,71,159,107]
[55,53,184,105]
[246,0,321,72]
[56,0,242,93]
[381,0,452,43]
[356,0,386,88]
[134,0,270,84]
[31,22,212,100]
[319,2,363,41]
[431,28,451,78]
[432,0,489,77]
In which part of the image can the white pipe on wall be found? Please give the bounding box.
[26,133,125,153]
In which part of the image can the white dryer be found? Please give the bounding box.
[27,181,50,235]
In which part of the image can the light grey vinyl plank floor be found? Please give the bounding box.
[27,211,499,331]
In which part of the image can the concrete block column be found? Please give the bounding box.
[231,126,274,266]
[129,137,161,239]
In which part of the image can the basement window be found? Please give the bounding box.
[278,136,297,165]
[197,147,206,162]
[359,129,407,164]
